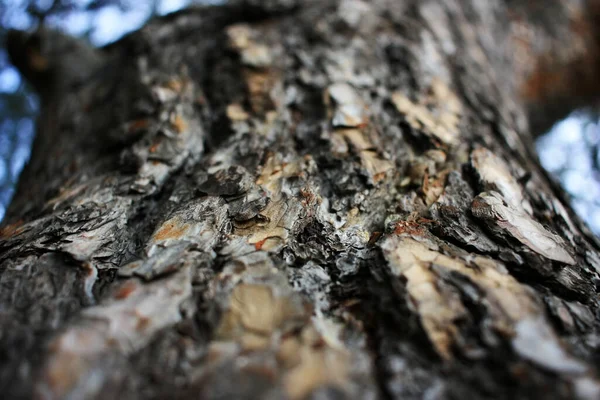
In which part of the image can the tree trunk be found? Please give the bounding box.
[2,1,600,399]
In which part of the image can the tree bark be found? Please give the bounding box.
[2,0,600,399]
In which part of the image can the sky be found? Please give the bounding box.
[536,115,600,233]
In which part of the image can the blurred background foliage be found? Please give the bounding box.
[0,0,599,235]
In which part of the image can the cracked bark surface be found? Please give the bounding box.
[2,0,600,399]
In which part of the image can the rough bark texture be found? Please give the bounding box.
[2,0,600,399]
